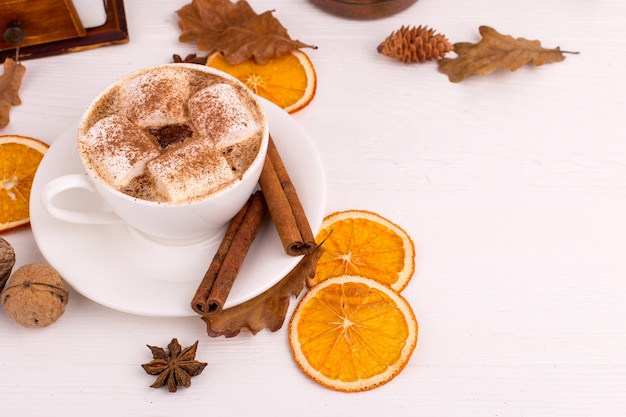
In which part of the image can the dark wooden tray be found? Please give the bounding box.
[1,0,128,62]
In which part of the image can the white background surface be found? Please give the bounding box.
[2,0,626,416]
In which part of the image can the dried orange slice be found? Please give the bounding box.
[289,275,418,392]
[206,50,317,114]
[311,210,415,292]
[0,135,48,233]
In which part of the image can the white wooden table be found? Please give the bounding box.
[2,0,626,415]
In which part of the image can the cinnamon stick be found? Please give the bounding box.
[191,191,267,315]
[259,136,316,256]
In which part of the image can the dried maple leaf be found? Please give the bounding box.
[438,26,571,83]
[141,338,207,392]
[177,0,315,65]
[202,244,324,338]
[0,58,26,128]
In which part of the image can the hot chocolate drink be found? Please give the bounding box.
[78,65,265,204]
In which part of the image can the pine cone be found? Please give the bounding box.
[377,25,454,63]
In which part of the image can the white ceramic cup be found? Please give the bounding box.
[41,64,269,245]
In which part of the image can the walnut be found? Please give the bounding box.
[1,263,69,328]
[0,237,16,291]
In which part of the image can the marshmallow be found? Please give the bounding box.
[81,115,162,188]
[188,83,260,148]
[119,68,191,128]
[146,137,236,203]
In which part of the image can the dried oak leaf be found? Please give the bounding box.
[141,338,207,392]
[0,58,26,128]
[438,26,570,83]
[177,0,315,65]
[201,244,324,338]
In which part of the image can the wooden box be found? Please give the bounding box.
[0,0,128,61]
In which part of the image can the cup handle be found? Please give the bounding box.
[41,174,122,224]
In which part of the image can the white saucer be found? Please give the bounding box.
[29,99,326,317]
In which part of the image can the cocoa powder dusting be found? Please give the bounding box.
[148,124,194,149]
[221,132,262,179]
[79,66,264,203]
[123,172,166,202]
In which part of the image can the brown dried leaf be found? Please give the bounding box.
[0,58,26,128]
[177,0,315,65]
[201,244,324,338]
[438,26,569,83]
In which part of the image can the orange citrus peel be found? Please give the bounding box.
[289,275,418,392]
[0,135,48,233]
[311,210,416,291]
[206,50,317,114]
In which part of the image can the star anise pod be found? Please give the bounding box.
[141,338,207,392]
[172,53,208,65]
